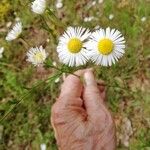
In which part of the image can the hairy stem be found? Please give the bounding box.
[51,66,80,78]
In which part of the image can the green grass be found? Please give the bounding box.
[0,0,150,149]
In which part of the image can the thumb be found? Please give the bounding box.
[83,70,104,119]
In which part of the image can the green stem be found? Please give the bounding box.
[51,66,80,78]
[0,79,48,122]
[0,62,20,71]
[46,8,66,28]
[18,38,31,49]
[0,100,22,122]
[40,15,57,45]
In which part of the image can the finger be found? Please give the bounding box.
[97,80,105,91]
[98,85,105,92]
[83,70,104,118]
[59,69,86,98]
[97,82,106,101]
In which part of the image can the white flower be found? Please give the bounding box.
[141,17,146,22]
[109,14,114,20]
[55,78,60,83]
[46,38,50,43]
[40,143,46,150]
[86,27,125,66]
[98,0,103,3]
[15,17,21,22]
[57,27,91,67]
[92,1,96,6]
[56,0,63,9]
[0,47,4,58]
[84,16,94,22]
[52,61,57,66]
[6,22,12,28]
[6,22,22,41]
[26,46,48,66]
[95,25,100,30]
[31,0,46,14]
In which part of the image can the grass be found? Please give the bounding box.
[0,0,150,149]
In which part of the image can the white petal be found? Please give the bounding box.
[6,22,22,41]
[31,0,46,14]
[86,27,126,66]
[57,27,91,67]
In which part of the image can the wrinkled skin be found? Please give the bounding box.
[51,69,116,150]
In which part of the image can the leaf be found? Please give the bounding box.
[44,58,53,68]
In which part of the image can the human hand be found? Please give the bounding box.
[51,69,116,150]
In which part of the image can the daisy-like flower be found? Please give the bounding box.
[57,27,91,67]
[86,27,125,66]
[55,77,60,83]
[109,14,114,20]
[26,46,48,66]
[98,0,103,3]
[92,1,96,6]
[0,47,4,58]
[141,17,146,22]
[31,0,46,14]
[84,16,94,22]
[6,22,22,41]
[55,0,63,9]
[40,143,46,150]
[52,61,57,66]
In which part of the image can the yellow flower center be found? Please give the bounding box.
[68,38,83,53]
[34,52,44,62]
[98,38,114,55]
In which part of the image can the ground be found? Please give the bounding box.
[0,0,150,149]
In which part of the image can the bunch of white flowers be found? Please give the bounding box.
[3,0,126,68]
[57,27,125,67]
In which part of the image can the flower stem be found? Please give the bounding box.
[51,66,80,78]
[18,38,31,49]
[0,62,20,71]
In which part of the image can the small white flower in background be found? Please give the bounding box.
[0,47,4,58]
[26,46,48,66]
[52,61,57,66]
[14,12,17,15]
[40,143,46,150]
[55,0,63,9]
[55,78,60,83]
[109,14,114,20]
[6,22,22,41]
[6,22,12,28]
[95,25,100,30]
[31,0,46,14]
[84,16,94,22]
[92,1,96,6]
[141,17,146,22]
[98,0,103,4]
[57,26,91,67]
[15,17,21,22]
[46,38,50,43]
[86,27,125,66]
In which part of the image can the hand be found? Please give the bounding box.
[51,69,116,150]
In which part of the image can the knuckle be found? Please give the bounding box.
[51,103,61,116]
[85,87,100,99]
[86,86,99,94]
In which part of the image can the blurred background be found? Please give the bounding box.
[0,0,150,149]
